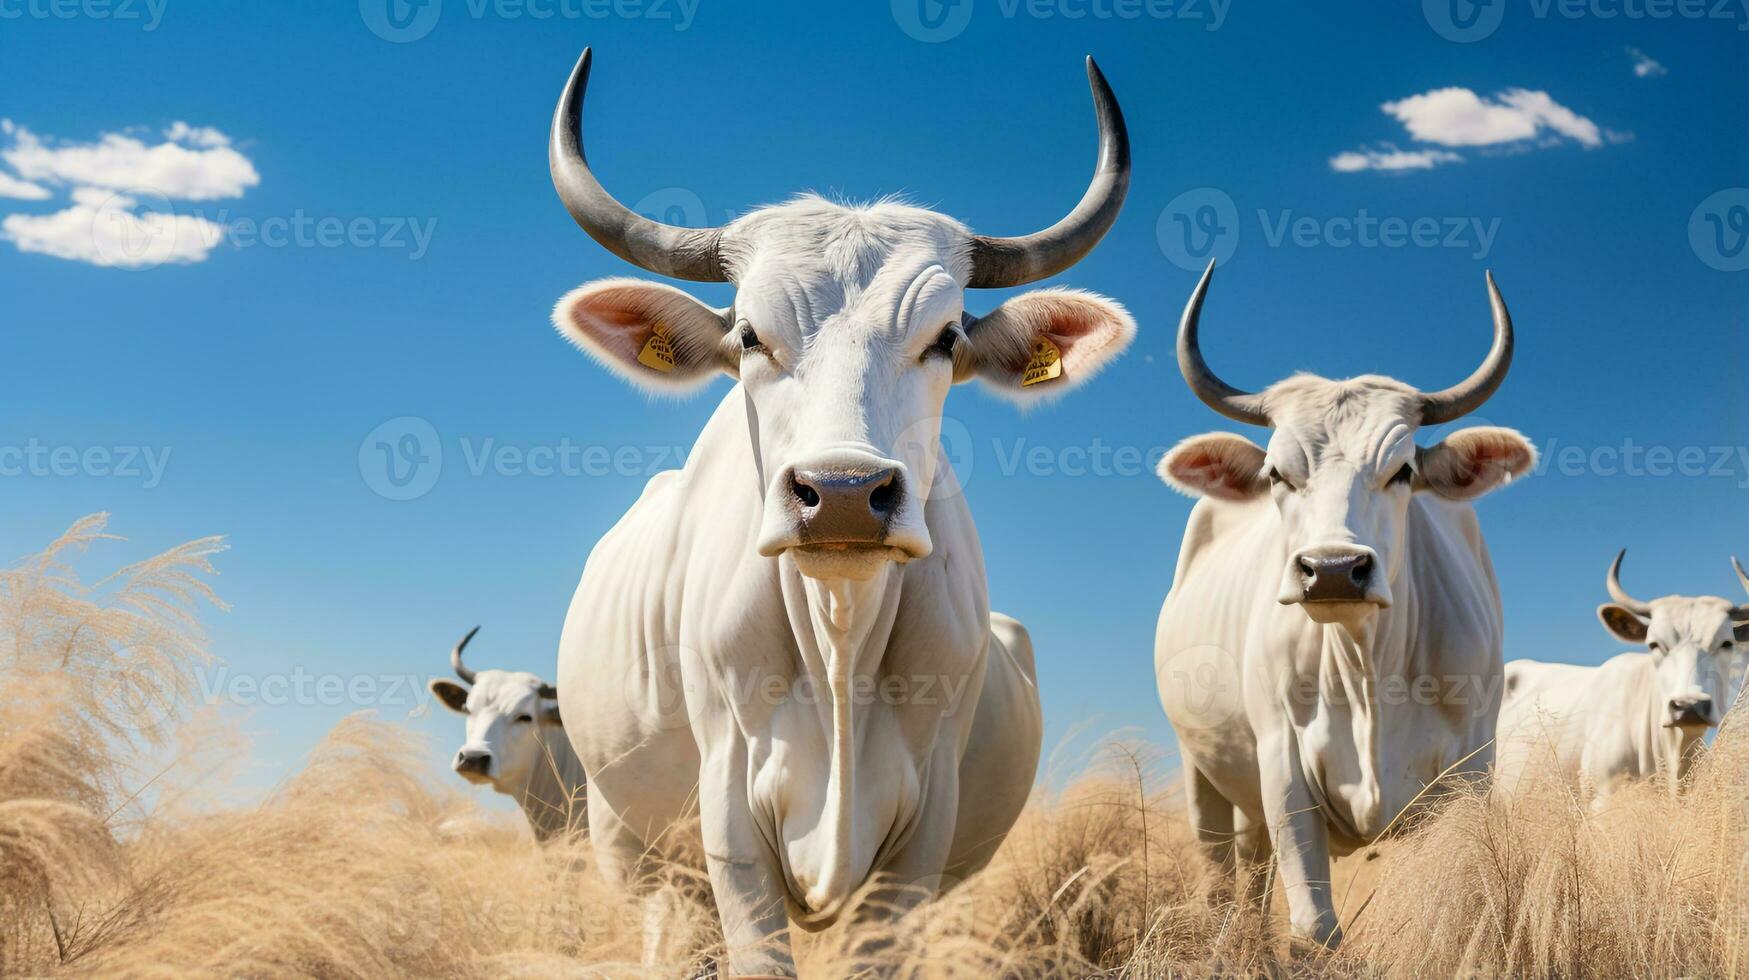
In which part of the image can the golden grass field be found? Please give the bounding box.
[6,516,1749,978]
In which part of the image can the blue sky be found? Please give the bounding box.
[1,0,1745,794]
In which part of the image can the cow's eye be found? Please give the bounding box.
[739,323,764,352]
[926,324,959,360]
[1389,463,1415,487]
[1268,468,1296,491]
[515,714,534,724]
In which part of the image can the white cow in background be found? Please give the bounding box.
[545,48,1133,975]
[1495,552,1749,807]
[1154,262,1537,947]
[429,627,587,842]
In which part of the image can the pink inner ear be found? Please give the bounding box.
[567,291,656,363]
[1449,436,1530,488]
[1170,447,1256,498]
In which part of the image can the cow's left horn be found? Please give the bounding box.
[966,56,1129,289]
[451,626,481,685]
[1421,271,1515,426]
[1731,556,1749,618]
[1605,550,1654,617]
[549,47,729,282]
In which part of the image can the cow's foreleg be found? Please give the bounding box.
[1257,731,1341,948]
[698,744,795,978]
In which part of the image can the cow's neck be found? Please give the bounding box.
[512,726,588,842]
[789,563,901,908]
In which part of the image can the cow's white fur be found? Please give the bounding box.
[552,196,1130,975]
[1496,590,1749,808]
[1155,373,1534,946]
[430,669,586,842]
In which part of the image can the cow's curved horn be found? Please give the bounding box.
[537,681,558,700]
[1421,271,1515,426]
[550,47,728,282]
[966,57,1129,289]
[451,626,481,685]
[1731,556,1749,619]
[1605,550,1654,617]
[1177,261,1270,427]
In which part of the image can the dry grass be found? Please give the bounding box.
[3,515,1747,978]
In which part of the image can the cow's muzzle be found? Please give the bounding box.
[756,450,931,573]
[453,748,494,783]
[1665,695,1717,729]
[1280,546,1391,611]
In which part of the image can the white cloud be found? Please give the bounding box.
[1329,145,1463,173]
[1627,47,1667,78]
[1380,87,1603,149]
[2,189,227,269]
[2,121,258,200]
[0,172,49,200]
[164,121,233,148]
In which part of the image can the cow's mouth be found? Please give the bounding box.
[1295,598,1389,625]
[790,543,909,581]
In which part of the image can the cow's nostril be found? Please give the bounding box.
[868,479,897,516]
[790,474,821,508]
[1351,555,1373,585]
[1298,557,1317,580]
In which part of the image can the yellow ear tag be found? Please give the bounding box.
[1020,338,1063,387]
[637,322,677,373]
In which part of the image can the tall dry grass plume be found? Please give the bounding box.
[4,515,1747,977]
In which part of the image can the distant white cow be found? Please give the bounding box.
[545,47,1130,976]
[429,627,586,842]
[1154,262,1537,946]
[1495,552,1749,807]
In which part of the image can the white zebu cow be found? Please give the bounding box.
[546,48,1135,975]
[1153,263,1537,946]
[1495,552,1749,806]
[429,627,587,842]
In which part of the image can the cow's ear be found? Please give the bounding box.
[1158,433,1268,502]
[429,679,470,714]
[1598,604,1650,644]
[541,703,563,727]
[960,289,1136,402]
[553,277,733,393]
[1416,427,1537,501]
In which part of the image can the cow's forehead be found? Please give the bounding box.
[464,670,547,711]
[1647,596,1738,643]
[722,196,972,327]
[1261,374,1423,465]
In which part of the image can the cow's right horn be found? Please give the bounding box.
[1730,556,1749,619]
[549,47,730,283]
[1605,550,1653,617]
[1176,261,1270,427]
[451,626,481,685]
